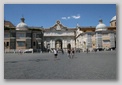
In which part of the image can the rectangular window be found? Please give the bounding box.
[17,33,26,38]
[33,42,35,46]
[33,33,36,38]
[10,39,16,49]
[36,34,41,38]
[17,41,25,47]
[6,42,9,46]
[4,34,10,38]
[103,40,110,44]
[26,39,31,49]
[26,33,31,37]
[10,33,16,37]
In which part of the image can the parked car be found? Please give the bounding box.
[24,49,33,53]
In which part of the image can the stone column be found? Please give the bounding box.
[50,40,52,48]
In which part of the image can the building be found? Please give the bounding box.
[76,16,116,52]
[43,20,76,52]
[4,17,43,53]
[4,16,116,53]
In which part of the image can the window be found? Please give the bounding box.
[17,41,25,46]
[33,34,36,38]
[4,34,10,38]
[10,39,16,49]
[103,40,110,44]
[10,33,16,37]
[17,33,25,38]
[6,42,9,46]
[36,34,41,38]
[26,39,31,48]
[33,42,35,46]
[26,33,31,37]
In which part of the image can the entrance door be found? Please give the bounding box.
[55,39,62,50]
[67,43,71,49]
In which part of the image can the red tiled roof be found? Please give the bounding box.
[4,20,15,28]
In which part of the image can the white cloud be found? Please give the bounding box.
[72,14,80,19]
[61,17,67,19]
[61,16,70,20]
[67,16,70,19]
[61,14,80,20]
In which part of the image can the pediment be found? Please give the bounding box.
[50,20,67,31]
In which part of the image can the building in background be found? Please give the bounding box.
[43,20,76,52]
[4,15,116,53]
[76,16,116,52]
[4,17,44,53]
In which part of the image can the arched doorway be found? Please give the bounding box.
[67,43,71,49]
[55,39,62,50]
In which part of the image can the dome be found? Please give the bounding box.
[16,22,28,28]
[110,16,116,22]
[96,19,107,31]
[16,17,28,30]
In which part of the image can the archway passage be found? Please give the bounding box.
[67,43,71,49]
[55,39,62,50]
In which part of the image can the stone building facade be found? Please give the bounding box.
[76,16,116,52]
[4,17,43,53]
[43,20,76,52]
[4,15,116,53]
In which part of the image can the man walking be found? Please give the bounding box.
[53,49,58,60]
[71,48,75,58]
[67,49,71,58]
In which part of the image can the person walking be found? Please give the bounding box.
[53,49,58,60]
[71,48,75,58]
[18,49,21,55]
[86,48,89,53]
[67,49,71,58]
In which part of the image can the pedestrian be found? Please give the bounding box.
[53,49,58,60]
[18,49,21,55]
[71,48,75,58]
[20,49,23,54]
[67,49,71,58]
[62,49,64,54]
[86,48,89,53]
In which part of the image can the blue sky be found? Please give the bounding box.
[4,4,116,28]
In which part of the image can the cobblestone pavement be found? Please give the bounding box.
[4,51,117,79]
